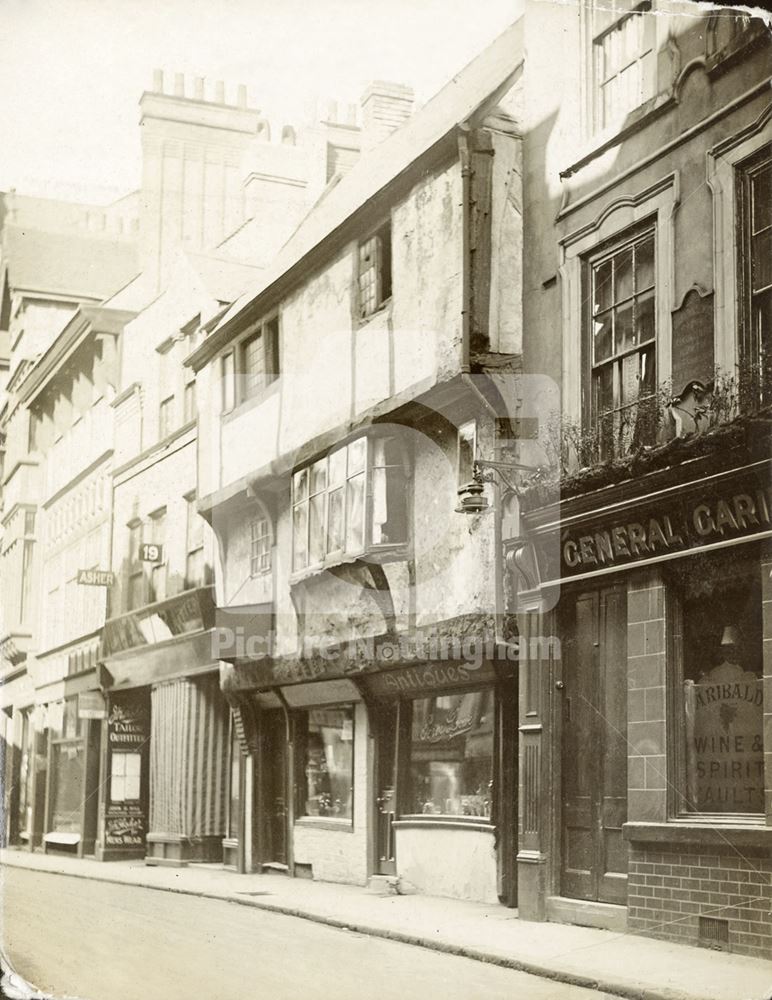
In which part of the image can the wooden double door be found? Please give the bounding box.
[560,586,628,905]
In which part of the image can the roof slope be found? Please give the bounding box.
[207,17,524,343]
[2,225,139,300]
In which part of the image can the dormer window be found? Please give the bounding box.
[591,1,655,132]
[358,222,392,319]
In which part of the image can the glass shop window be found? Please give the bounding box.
[298,706,354,821]
[408,688,494,819]
[110,752,141,803]
[672,551,763,816]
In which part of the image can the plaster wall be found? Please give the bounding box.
[395,826,498,904]
[200,161,464,500]
[111,433,213,614]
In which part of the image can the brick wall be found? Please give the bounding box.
[627,570,667,822]
[628,844,772,958]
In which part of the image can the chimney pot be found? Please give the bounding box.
[174,73,185,98]
[215,80,225,103]
[153,68,164,93]
[237,84,247,108]
[194,76,205,100]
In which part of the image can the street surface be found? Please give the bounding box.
[2,867,615,1000]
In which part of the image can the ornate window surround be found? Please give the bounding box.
[707,102,772,376]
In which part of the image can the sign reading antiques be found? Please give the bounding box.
[542,469,772,582]
[104,692,150,852]
[77,569,115,586]
[685,662,764,813]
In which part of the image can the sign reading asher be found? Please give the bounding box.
[544,469,772,582]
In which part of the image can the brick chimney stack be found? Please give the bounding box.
[360,81,414,151]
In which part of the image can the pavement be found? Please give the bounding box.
[1,847,770,1000]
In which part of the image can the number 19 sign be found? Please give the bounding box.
[140,543,164,563]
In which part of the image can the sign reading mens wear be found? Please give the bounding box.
[104,692,150,851]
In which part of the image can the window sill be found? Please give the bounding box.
[623,820,771,848]
[559,91,675,183]
[394,816,495,834]
[357,298,393,329]
[223,379,279,423]
[295,816,354,833]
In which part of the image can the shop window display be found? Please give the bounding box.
[299,707,354,821]
[408,688,494,819]
[671,551,763,816]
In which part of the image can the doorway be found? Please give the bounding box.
[560,585,628,905]
[259,709,287,868]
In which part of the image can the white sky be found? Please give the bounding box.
[0,0,521,205]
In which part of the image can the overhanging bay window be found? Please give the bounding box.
[292,434,408,572]
[589,226,657,459]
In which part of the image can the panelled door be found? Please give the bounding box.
[561,585,628,905]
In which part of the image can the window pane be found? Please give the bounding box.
[615,300,634,353]
[302,707,354,820]
[635,235,655,290]
[310,458,327,495]
[751,228,772,292]
[328,487,344,552]
[347,438,366,475]
[593,311,613,363]
[346,473,365,552]
[293,468,309,502]
[328,447,347,485]
[408,689,494,818]
[678,559,763,814]
[635,288,655,345]
[593,258,613,314]
[615,246,633,301]
[309,492,326,564]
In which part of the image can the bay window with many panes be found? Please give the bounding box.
[292,434,408,572]
[588,226,657,460]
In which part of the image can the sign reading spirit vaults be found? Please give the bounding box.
[685,662,764,813]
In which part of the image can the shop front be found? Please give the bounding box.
[514,437,772,957]
[101,586,231,865]
[221,620,518,905]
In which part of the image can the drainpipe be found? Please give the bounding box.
[458,125,472,375]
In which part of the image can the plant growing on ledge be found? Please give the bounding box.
[521,365,772,510]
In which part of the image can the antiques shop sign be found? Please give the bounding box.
[553,472,772,580]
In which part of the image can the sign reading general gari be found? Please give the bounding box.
[684,660,764,813]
